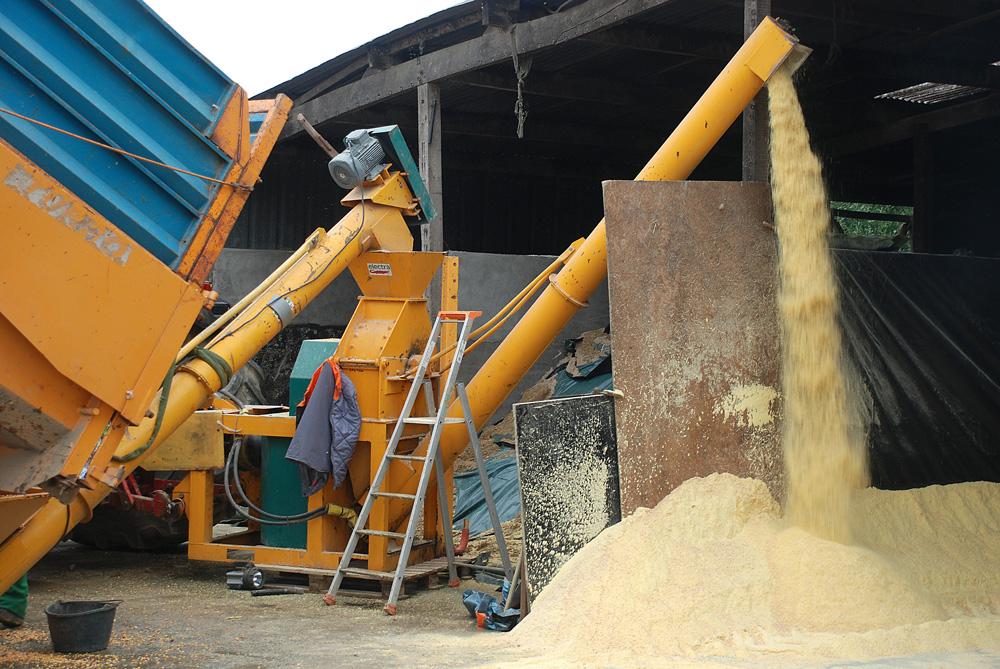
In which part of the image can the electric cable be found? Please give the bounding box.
[222,435,327,525]
[209,136,385,351]
[208,182,366,349]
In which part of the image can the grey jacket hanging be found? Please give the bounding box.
[285,361,361,497]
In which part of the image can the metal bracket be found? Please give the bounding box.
[266,295,295,328]
[97,466,125,489]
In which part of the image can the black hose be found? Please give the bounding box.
[113,362,176,463]
[114,348,232,464]
[222,434,326,525]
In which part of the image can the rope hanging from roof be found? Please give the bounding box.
[510,26,533,139]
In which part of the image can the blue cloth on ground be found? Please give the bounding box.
[461,588,520,632]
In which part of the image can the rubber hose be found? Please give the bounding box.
[113,362,176,463]
[222,439,325,526]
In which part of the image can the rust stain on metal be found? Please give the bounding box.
[604,181,783,516]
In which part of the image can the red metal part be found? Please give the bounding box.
[455,518,469,556]
[151,490,170,517]
[101,470,186,517]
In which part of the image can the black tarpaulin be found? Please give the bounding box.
[834,250,1000,489]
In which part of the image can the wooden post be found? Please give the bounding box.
[912,126,933,253]
[419,83,444,318]
[742,0,772,182]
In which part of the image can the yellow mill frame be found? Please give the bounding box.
[0,17,809,591]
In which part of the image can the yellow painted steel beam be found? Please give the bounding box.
[0,179,415,593]
[386,17,810,525]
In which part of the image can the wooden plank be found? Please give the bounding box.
[604,180,783,515]
[282,0,683,138]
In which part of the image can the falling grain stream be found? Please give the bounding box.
[767,67,868,542]
[503,65,1000,666]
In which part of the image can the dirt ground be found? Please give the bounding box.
[0,541,512,668]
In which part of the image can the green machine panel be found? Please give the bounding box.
[261,339,340,549]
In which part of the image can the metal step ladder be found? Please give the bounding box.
[324,310,504,615]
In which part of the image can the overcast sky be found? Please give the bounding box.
[144,0,467,95]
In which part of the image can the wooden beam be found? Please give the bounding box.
[483,0,521,27]
[379,13,483,54]
[282,0,684,139]
[335,105,688,152]
[709,0,950,33]
[450,68,691,107]
[364,12,485,73]
[294,56,368,107]
[418,84,444,253]
[579,23,740,60]
[418,83,444,316]
[368,43,401,70]
[823,93,1000,157]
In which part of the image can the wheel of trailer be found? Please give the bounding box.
[69,363,265,551]
[68,507,189,551]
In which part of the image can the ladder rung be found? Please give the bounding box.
[386,454,427,462]
[439,310,482,320]
[403,416,466,425]
[356,529,407,539]
[374,492,417,500]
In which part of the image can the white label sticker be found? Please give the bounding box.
[367,262,392,276]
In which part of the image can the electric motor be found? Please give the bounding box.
[328,129,387,189]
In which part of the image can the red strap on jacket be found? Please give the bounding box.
[297,357,342,413]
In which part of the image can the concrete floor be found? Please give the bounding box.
[6,541,995,669]
[0,541,509,668]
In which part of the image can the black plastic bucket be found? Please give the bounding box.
[44,599,121,653]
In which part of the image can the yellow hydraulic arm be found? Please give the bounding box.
[387,17,810,523]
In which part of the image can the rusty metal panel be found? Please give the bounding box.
[604,181,782,516]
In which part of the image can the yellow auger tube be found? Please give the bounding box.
[0,195,414,593]
[176,228,327,364]
[389,17,810,523]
